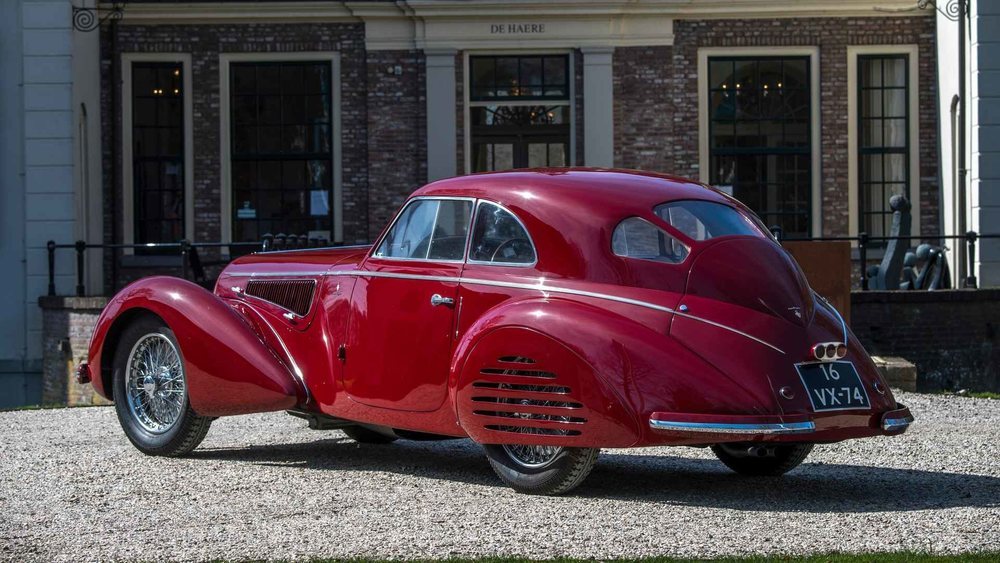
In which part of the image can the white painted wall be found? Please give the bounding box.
[0,0,78,406]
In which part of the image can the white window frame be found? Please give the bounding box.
[697,46,821,238]
[219,52,343,250]
[121,53,195,254]
[847,45,920,238]
[462,49,576,175]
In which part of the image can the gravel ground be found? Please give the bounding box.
[1,391,998,562]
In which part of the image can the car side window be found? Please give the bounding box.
[375,199,472,261]
[469,202,536,265]
[612,217,689,263]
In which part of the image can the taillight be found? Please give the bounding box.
[811,342,847,362]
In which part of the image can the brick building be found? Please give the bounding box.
[3,0,985,405]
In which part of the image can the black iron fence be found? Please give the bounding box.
[47,231,1000,297]
[46,234,338,297]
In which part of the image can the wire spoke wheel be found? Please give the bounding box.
[502,442,562,469]
[125,333,186,434]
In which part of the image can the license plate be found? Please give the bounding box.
[795,361,871,412]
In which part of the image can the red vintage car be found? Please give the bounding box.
[80,169,912,495]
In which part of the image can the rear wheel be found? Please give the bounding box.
[711,443,813,476]
[112,316,211,456]
[484,444,599,495]
[342,425,397,444]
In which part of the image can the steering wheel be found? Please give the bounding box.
[491,238,530,262]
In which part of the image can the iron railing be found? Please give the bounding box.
[46,234,338,297]
[47,231,1000,297]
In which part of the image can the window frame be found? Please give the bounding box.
[466,199,539,268]
[369,196,477,265]
[846,45,920,241]
[697,47,820,238]
[462,50,576,174]
[120,53,194,255]
[219,52,343,252]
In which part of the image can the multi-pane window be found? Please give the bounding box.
[708,56,811,237]
[858,55,909,240]
[230,61,334,244]
[132,62,185,248]
[469,55,570,172]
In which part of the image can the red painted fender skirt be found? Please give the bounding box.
[87,276,304,416]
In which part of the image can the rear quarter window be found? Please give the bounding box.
[654,200,766,241]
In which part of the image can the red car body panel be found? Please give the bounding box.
[84,168,911,447]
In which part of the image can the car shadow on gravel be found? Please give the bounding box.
[193,438,1000,513]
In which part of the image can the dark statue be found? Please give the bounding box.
[866,195,951,290]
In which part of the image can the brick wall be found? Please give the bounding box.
[100,23,374,288]
[39,296,111,406]
[851,289,1000,391]
[614,16,938,237]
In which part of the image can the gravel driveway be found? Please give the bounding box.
[1,391,998,562]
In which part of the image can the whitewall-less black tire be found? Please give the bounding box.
[484,444,599,495]
[711,443,813,476]
[112,316,211,456]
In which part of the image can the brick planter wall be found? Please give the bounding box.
[39,296,111,406]
[851,290,1000,392]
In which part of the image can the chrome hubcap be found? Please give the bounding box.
[502,443,563,469]
[125,333,185,434]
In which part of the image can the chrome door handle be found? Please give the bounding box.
[430,294,454,307]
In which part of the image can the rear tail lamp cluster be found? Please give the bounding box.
[812,342,847,362]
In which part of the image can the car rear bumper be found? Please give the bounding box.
[648,403,912,443]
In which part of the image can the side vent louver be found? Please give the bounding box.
[468,355,588,438]
[245,279,316,317]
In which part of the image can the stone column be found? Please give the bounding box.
[39,296,110,406]
[425,49,458,181]
[582,47,614,167]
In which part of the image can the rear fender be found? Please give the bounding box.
[451,297,781,447]
[88,277,304,416]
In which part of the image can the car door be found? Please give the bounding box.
[344,197,474,412]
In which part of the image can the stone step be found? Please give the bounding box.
[871,356,918,392]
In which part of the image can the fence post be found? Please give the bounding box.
[47,240,56,296]
[74,240,86,297]
[965,230,978,288]
[180,239,191,281]
[262,233,273,252]
[769,225,783,242]
[859,232,869,291]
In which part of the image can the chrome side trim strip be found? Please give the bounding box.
[882,414,914,432]
[815,291,848,344]
[649,419,816,435]
[225,268,786,355]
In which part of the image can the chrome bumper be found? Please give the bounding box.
[881,412,914,432]
[648,419,815,435]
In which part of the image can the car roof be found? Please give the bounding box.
[412,168,736,219]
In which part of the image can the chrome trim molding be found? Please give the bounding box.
[882,414,914,432]
[815,291,849,345]
[227,270,328,278]
[649,419,816,435]
[225,268,786,354]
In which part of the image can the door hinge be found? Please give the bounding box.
[337,344,346,361]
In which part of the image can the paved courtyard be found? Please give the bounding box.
[1,391,998,562]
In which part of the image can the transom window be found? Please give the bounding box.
[858,55,910,241]
[708,56,811,238]
[375,199,473,261]
[612,218,689,264]
[469,55,571,172]
[469,202,536,265]
[131,62,184,250]
[230,61,334,245]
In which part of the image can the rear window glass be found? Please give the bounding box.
[611,217,689,264]
[653,200,765,241]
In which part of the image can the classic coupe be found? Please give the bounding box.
[80,168,913,495]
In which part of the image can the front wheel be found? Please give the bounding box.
[711,443,813,476]
[112,316,211,456]
[484,444,599,495]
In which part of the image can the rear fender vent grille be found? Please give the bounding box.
[472,382,571,395]
[472,397,582,409]
[484,425,581,437]
[245,279,316,317]
[474,411,586,423]
[479,367,556,379]
[497,356,536,364]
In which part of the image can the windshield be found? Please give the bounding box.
[653,200,766,241]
